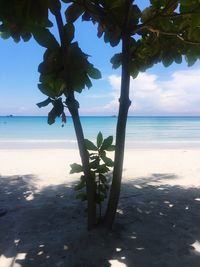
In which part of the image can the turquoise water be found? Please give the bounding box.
[0,116,200,149]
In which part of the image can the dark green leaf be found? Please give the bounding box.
[21,32,32,42]
[36,98,52,108]
[97,131,103,148]
[89,158,99,169]
[85,75,92,89]
[65,3,84,23]
[101,136,113,150]
[46,99,63,125]
[98,164,110,174]
[84,139,98,151]
[185,51,198,67]
[38,76,65,98]
[61,112,67,124]
[87,67,102,79]
[33,28,59,49]
[47,108,56,125]
[101,155,114,167]
[111,53,122,69]
[162,55,174,67]
[53,98,64,115]
[70,163,83,174]
[106,145,115,151]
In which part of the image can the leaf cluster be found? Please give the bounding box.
[0,0,53,42]
[0,0,102,98]
[37,97,66,126]
[63,0,141,47]
[63,0,200,78]
[36,25,101,99]
[70,132,115,206]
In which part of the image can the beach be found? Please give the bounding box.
[1,147,200,267]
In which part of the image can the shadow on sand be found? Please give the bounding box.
[0,173,200,267]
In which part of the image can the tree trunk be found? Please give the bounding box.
[67,92,96,230]
[104,31,131,229]
[54,6,96,230]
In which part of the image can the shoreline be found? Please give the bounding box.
[1,141,200,150]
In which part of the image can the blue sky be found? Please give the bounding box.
[0,0,200,116]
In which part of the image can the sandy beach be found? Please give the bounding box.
[0,148,200,266]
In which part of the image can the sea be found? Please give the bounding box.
[0,116,200,149]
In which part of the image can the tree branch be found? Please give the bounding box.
[142,26,200,45]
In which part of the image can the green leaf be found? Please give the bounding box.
[21,32,32,42]
[53,98,64,114]
[0,30,11,40]
[101,136,113,151]
[101,155,114,167]
[85,75,92,89]
[47,108,56,125]
[106,145,115,151]
[33,28,59,49]
[87,67,102,79]
[141,7,156,23]
[38,75,65,98]
[89,158,99,169]
[61,112,67,124]
[98,164,110,174]
[70,163,83,174]
[84,139,98,151]
[97,132,103,148]
[162,55,174,67]
[47,99,63,125]
[185,51,198,66]
[174,54,182,64]
[65,3,84,23]
[110,53,122,69]
[36,98,52,108]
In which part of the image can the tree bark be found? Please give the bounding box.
[66,92,96,230]
[54,5,96,230]
[104,13,131,228]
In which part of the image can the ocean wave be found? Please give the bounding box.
[0,139,77,143]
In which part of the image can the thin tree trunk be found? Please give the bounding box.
[104,20,131,228]
[67,92,96,229]
[54,5,96,229]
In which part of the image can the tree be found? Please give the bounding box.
[65,0,200,228]
[0,0,101,229]
[1,0,200,230]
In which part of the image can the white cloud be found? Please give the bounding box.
[104,68,200,115]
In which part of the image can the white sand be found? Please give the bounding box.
[0,148,200,267]
[0,148,200,188]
